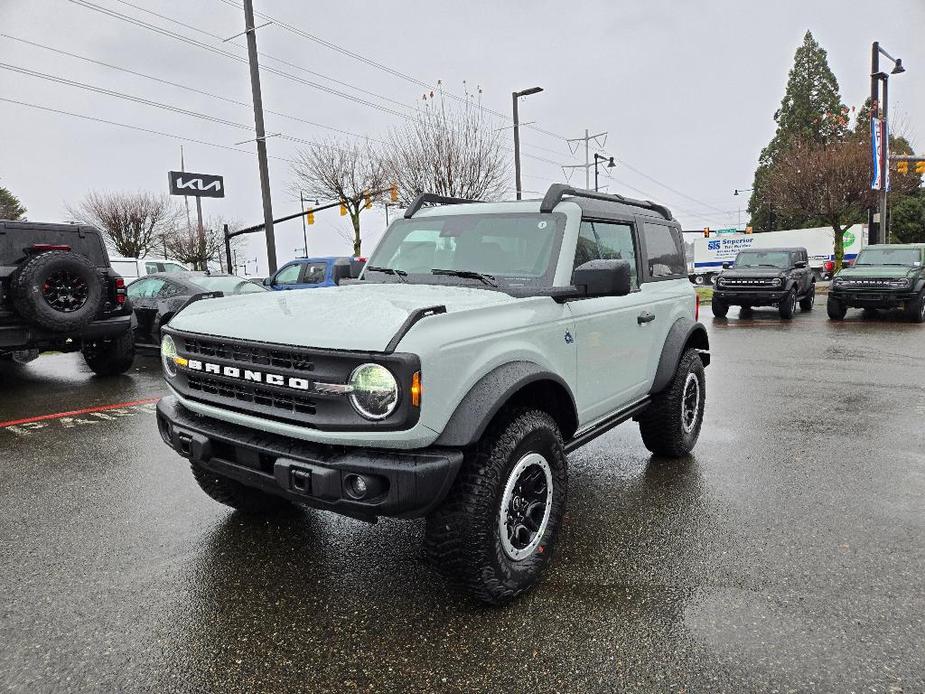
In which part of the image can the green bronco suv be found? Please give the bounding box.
[828,244,925,323]
[155,184,710,604]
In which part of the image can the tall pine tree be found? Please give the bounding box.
[748,31,847,230]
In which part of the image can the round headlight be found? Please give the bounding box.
[348,363,399,420]
[716,277,726,287]
[833,276,844,285]
[771,277,783,287]
[161,334,178,378]
[896,278,911,288]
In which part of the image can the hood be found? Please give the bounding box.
[167,282,517,352]
[836,265,918,280]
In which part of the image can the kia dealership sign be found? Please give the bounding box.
[168,171,225,198]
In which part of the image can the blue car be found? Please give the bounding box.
[263,256,365,291]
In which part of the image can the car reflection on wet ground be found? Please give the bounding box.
[1,306,923,692]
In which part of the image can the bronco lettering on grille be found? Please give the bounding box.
[186,359,311,391]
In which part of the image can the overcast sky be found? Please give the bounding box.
[2,0,923,273]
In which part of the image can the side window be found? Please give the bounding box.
[302,263,327,284]
[273,264,302,285]
[145,262,160,275]
[642,223,685,278]
[127,278,165,299]
[126,278,152,300]
[573,221,638,289]
[156,281,184,298]
[161,262,187,273]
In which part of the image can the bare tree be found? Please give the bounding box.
[163,216,245,271]
[385,94,508,204]
[765,134,920,269]
[67,191,180,258]
[290,139,387,256]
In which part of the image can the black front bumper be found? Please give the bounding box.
[713,289,788,306]
[0,312,133,350]
[829,289,918,308]
[156,396,463,521]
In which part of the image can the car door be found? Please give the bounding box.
[126,277,166,341]
[567,219,660,424]
[269,262,303,290]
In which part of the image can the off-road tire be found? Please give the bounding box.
[11,251,104,332]
[827,296,847,321]
[638,349,705,457]
[779,288,797,319]
[81,329,135,376]
[904,290,925,324]
[799,284,815,311]
[424,409,567,605]
[711,299,729,318]
[191,462,299,515]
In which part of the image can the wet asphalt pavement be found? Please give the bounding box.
[1,306,924,693]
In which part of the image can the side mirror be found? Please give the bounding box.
[573,259,632,298]
[262,276,273,286]
[722,262,732,270]
[794,260,808,269]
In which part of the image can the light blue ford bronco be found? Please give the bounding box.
[156,184,710,604]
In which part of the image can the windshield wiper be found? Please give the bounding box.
[365,265,408,283]
[431,268,498,287]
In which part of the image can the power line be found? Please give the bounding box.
[109,0,419,117]
[0,97,297,163]
[1,33,388,145]
[66,0,412,120]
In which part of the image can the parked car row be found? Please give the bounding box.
[711,243,925,323]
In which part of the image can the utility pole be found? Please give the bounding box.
[242,0,277,273]
[564,129,607,189]
[512,86,543,200]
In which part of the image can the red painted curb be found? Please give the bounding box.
[0,397,161,429]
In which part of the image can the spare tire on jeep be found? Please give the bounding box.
[10,250,104,332]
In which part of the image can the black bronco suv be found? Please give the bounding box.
[0,220,135,373]
[712,247,815,319]
[827,244,925,323]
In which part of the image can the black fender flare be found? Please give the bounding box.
[650,318,710,395]
[434,361,578,447]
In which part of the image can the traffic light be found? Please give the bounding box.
[897,161,909,174]
[339,202,347,216]
[703,227,710,238]
[306,208,314,225]
[745,226,753,234]
[917,161,925,174]
[390,185,399,203]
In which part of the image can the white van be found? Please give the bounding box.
[110,257,189,282]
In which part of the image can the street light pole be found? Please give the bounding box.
[870,41,906,244]
[299,190,308,258]
[512,86,543,200]
[593,154,615,192]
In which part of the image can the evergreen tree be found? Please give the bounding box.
[748,31,847,230]
[0,187,27,221]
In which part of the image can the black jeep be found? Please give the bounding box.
[0,220,135,374]
[827,244,925,323]
[712,247,815,319]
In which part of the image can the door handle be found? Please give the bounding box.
[637,311,655,325]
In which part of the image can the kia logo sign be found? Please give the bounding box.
[168,171,225,198]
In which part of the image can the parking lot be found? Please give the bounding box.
[2,306,924,693]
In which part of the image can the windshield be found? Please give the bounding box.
[363,212,566,289]
[190,276,266,294]
[734,251,792,269]
[855,248,922,266]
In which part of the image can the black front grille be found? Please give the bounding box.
[187,374,317,416]
[185,337,315,373]
[721,278,774,286]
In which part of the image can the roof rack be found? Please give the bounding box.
[404,193,482,218]
[539,184,673,221]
